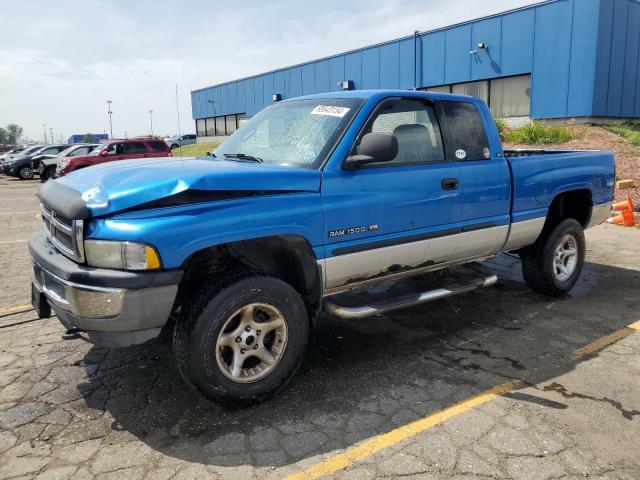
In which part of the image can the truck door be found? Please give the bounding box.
[321,97,463,292]
[97,143,124,164]
[439,100,511,259]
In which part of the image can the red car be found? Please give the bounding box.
[56,139,171,177]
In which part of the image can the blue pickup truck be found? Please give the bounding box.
[30,90,614,406]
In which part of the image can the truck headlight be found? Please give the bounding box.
[84,240,161,270]
[57,159,70,170]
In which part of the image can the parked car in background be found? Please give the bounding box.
[2,145,67,180]
[1,145,50,179]
[164,134,196,150]
[0,146,26,162]
[38,144,99,182]
[0,144,16,153]
[31,145,77,174]
[56,139,171,176]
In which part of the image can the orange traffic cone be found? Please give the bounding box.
[607,209,635,227]
[612,196,634,212]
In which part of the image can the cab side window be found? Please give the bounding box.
[105,143,125,155]
[363,99,445,165]
[148,141,168,152]
[441,101,490,161]
[122,142,147,154]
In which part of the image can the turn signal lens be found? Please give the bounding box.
[84,240,162,271]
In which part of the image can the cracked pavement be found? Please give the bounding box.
[0,178,639,479]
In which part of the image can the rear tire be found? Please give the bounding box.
[173,270,309,407]
[18,166,34,180]
[521,218,585,296]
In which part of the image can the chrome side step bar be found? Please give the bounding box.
[323,274,498,320]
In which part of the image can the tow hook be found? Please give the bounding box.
[62,327,83,340]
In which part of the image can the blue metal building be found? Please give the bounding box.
[66,133,109,144]
[191,0,640,138]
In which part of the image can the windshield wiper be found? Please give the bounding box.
[223,153,263,163]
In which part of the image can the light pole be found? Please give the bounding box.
[43,124,47,144]
[49,128,54,144]
[106,99,113,139]
[148,110,154,137]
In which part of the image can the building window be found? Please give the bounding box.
[205,118,216,136]
[196,119,206,137]
[490,75,531,118]
[452,81,489,105]
[215,116,226,136]
[225,115,238,134]
[422,74,531,119]
[197,114,244,137]
[425,85,452,93]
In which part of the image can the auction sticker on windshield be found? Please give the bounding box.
[311,105,351,117]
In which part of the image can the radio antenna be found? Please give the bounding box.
[175,84,183,163]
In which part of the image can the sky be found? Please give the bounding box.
[0,0,541,142]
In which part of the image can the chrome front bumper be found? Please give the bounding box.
[29,232,182,347]
[32,262,125,318]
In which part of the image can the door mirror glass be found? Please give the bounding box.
[343,132,398,169]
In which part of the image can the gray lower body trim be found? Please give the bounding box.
[502,217,546,251]
[587,202,612,229]
[319,226,508,294]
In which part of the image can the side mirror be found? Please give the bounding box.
[99,150,108,157]
[343,132,398,170]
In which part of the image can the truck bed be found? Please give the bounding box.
[504,149,615,224]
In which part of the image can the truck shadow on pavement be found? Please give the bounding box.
[78,255,640,467]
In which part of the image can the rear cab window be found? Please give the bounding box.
[440,101,490,161]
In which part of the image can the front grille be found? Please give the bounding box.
[40,203,84,262]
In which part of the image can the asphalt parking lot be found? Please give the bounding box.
[0,177,639,480]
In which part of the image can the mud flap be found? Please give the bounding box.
[31,282,52,319]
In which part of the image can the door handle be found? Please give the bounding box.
[441,178,460,190]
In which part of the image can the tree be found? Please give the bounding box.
[82,133,95,143]
[0,127,7,144]
[5,124,23,144]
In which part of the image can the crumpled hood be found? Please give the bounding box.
[46,156,322,218]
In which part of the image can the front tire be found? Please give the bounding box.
[40,166,53,182]
[521,218,586,296]
[173,271,309,407]
[18,166,34,180]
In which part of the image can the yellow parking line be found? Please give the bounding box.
[0,304,32,316]
[572,320,640,359]
[0,239,27,244]
[286,319,640,479]
[284,380,520,480]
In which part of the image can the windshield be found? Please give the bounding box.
[19,146,42,156]
[213,98,362,168]
[57,146,77,158]
[90,144,109,156]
